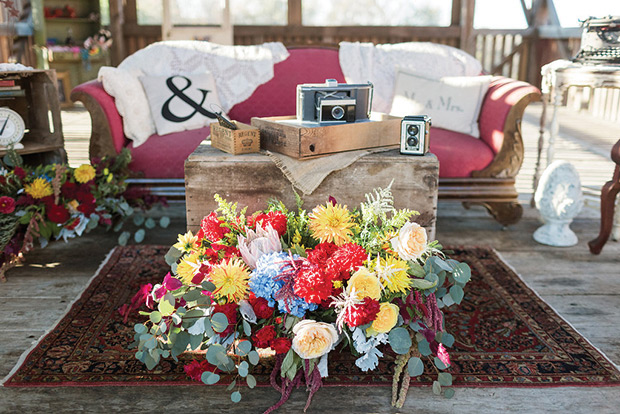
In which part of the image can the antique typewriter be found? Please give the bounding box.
[573,16,620,65]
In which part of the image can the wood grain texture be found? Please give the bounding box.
[185,145,438,239]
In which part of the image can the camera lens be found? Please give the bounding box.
[331,105,345,120]
[407,136,418,147]
[407,124,419,135]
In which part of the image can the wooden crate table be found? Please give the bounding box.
[185,143,439,239]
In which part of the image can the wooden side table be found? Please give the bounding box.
[185,144,439,240]
[535,61,620,195]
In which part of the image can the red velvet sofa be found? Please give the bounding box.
[71,47,540,226]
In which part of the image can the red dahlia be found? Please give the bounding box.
[248,211,287,236]
[249,296,274,319]
[306,242,338,267]
[345,297,381,328]
[326,243,367,280]
[293,262,333,304]
[197,212,228,242]
[47,203,70,224]
[271,337,292,354]
[183,360,218,381]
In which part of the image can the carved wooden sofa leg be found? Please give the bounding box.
[462,201,524,227]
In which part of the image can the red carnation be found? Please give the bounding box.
[306,242,338,267]
[252,325,276,348]
[183,360,218,381]
[0,196,16,214]
[212,302,238,337]
[249,211,287,236]
[249,296,274,320]
[47,203,70,224]
[326,243,367,280]
[197,212,227,242]
[271,337,292,354]
[345,297,381,328]
[13,166,26,179]
[293,262,333,304]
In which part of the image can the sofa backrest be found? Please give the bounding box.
[227,48,346,124]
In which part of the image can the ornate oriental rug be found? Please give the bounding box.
[3,246,620,387]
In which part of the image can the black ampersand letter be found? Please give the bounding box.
[161,76,217,122]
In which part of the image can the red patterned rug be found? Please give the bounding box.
[3,245,620,387]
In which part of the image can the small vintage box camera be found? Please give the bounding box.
[400,115,431,155]
[296,79,373,124]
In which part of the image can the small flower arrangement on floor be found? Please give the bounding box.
[0,148,168,281]
[132,186,471,412]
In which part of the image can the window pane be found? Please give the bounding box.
[100,0,110,26]
[302,0,452,27]
[137,0,224,26]
[474,0,527,29]
[554,0,620,27]
[231,0,287,25]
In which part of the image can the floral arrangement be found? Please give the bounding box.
[132,186,470,412]
[0,148,167,280]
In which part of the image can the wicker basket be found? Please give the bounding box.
[0,214,19,253]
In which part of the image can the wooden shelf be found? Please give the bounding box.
[0,142,64,157]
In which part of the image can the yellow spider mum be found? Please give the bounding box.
[308,203,354,246]
[210,258,250,303]
[173,230,199,253]
[74,164,96,183]
[371,255,411,294]
[176,251,203,284]
[24,177,53,199]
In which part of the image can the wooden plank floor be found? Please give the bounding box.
[1,104,619,413]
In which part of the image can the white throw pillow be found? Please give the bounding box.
[98,66,155,147]
[390,69,492,138]
[139,73,226,136]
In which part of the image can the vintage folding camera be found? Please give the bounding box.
[296,79,373,124]
[400,115,431,155]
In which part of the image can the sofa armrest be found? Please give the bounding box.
[70,80,128,160]
[474,77,541,179]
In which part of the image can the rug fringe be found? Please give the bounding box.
[0,247,120,386]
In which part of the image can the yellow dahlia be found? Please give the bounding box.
[210,258,250,303]
[346,267,381,300]
[74,164,96,183]
[308,203,354,246]
[176,251,203,284]
[173,230,199,253]
[24,177,53,199]
[371,255,411,294]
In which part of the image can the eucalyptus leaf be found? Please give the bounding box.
[210,312,229,333]
[411,277,437,290]
[434,356,448,370]
[407,357,424,377]
[452,262,472,284]
[248,350,260,365]
[444,388,455,399]
[164,246,183,266]
[134,229,146,243]
[418,339,432,356]
[206,344,226,366]
[201,281,216,292]
[158,297,175,317]
[280,349,295,377]
[201,371,220,385]
[236,340,252,356]
[242,320,252,336]
[134,324,147,334]
[145,217,156,229]
[450,285,464,304]
[238,361,249,377]
[160,216,171,228]
[149,311,162,324]
[441,333,455,348]
[230,391,242,403]
[442,293,455,307]
[438,372,453,386]
[118,231,130,246]
[226,379,236,391]
[189,334,203,351]
[432,380,442,395]
[388,327,412,355]
[246,374,257,389]
[133,214,145,226]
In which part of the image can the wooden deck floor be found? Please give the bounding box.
[1,104,619,413]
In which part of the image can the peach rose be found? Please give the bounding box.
[346,267,382,300]
[367,302,399,336]
[292,320,338,359]
[390,222,427,261]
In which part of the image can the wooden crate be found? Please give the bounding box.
[251,114,401,159]
[210,121,260,155]
[185,144,439,240]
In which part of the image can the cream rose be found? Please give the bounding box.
[390,222,427,261]
[367,302,400,336]
[292,320,339,359]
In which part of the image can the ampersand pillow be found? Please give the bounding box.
[139,72,226,136]
[390,68,492,138]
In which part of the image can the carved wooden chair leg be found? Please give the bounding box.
[588,139,620,255]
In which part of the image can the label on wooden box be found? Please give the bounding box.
[251,113,401,159]
[210,121,260,155]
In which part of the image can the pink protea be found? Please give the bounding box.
[237,223,282,269]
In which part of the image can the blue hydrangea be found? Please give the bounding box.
[249,251,316,317]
